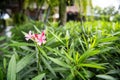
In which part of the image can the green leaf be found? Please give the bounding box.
[37,47,48,59]
[78,38,86,52]
[21,31,27,36]
[33,25,41,33]
[78,63,105,69]
[78,49,100,63]
[96,74,117,80]
[63,50,74,62]
[7,54,16,80]
[3,58,7,70]
[0,68,4,80]
[20,46,34,52]
[106,70,120,75]
[111,31,120,36]
[16,53,35,73]
[0,36,5,41]
[75,70,86,80]
[45,46,59,55]
[49,30,65,45]
[91,37,96,48]
[32,73,45,80]
[9,42,35,47]
[53,67,68,72]
[48,57,71,68]
[66,73,74,80]
[41,55,56,77]
[46,40,64,48]
[99,37,118,42]
[75,52,79,64]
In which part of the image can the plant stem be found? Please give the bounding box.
[35,43,42,74]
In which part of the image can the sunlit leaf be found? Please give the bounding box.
[96,74,116,80]
[32,73,45,80]
[99,37,118,42]
[78,63,105,69]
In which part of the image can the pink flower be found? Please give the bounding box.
[25,30,46,46]
[34,31,46,45]
[25,31,33,41]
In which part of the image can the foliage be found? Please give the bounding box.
[11,20,44,41]
[93,6,119,22]
[12,13,28,25]
[113,14,120,22]
[0,21,120,80]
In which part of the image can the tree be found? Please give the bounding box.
[59,0,67,26]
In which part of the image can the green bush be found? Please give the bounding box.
[113,14,120,22]
[11,20,44,41]
[0,21,120,80]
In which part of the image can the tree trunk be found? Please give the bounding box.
[59,0,67,26]
[44,6,51,25]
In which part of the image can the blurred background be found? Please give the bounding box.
[0,0,120,36]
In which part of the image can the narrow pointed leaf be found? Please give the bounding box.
[48,57,71,68]
[32,73,45,80]
[7,54,16,80]
[76,70,86,80]
[96,74,116,80]
[78,49,100,63]
[41,55,56,77]
[38,47,48,59]
[16,53,35,73]
[78,63,105,69]
[49,30,65,45]
[66,73,74,80]
[33,25,41,33]
[99,37,118,42]
[9,42,35,47]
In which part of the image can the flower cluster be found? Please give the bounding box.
[25,30,46,46]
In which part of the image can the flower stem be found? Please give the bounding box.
[35,43,42,74]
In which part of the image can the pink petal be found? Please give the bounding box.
[25,31,34,41]
[25,30,46,46]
